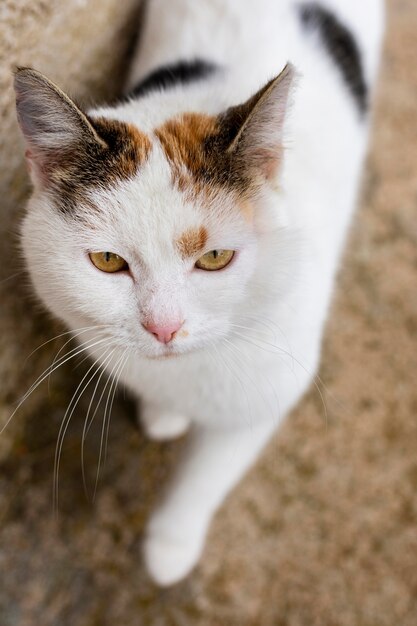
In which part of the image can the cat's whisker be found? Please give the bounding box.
[46,336,112,402]
[228,322,272,340]
[93,351,128,502]
[240,312,285,338]
[102,352,130,480]
[73,340,114,372]
[223,337,281,430]
[83,358,116,441]
[0,336,110,436]
[220,341,257,430]
[103,351,129,467]
[91,353,122,499]
[48,327,111,393]
[226,339,279,422]
[29,335,110,401]
[81,348,118,499]
[230,330,329,426]
[247,314,351,417]
[53,345,116,514]
[24,324,109,366]
[0,270,25,285]
[211,342,254,430]
[229,328,291,361]
[238,313,292,361]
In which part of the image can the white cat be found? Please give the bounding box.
[14,0,384,586]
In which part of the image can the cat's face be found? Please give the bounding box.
[15,67,293,359]
[22,154,261,359]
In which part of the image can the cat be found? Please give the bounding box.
[14,0,384,586]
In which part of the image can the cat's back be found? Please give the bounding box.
[128,0,384,97]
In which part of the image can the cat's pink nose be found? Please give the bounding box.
[143,320,183,344]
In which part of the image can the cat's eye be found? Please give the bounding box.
[89,251,128,273]
[195,249,234,271]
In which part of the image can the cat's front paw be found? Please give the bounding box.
[143,530,203,586]
[140,405,191,441]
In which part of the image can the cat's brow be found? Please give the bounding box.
[176,226,208,258]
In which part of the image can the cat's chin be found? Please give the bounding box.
[146,347,199,360]
[141,340,210,360]
[147,352,180,361]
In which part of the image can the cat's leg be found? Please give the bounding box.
[139,401,191,441]
[144,422,274,586]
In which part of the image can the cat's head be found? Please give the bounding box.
[14,66,295,359]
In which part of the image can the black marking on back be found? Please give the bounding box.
[299,3,368,114]
[127,59,218,99]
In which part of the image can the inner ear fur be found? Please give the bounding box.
[14,68,107,182]
[219,63,295,180]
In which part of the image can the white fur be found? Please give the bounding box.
[20,0,384,586]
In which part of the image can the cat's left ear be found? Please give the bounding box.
[14,67,106,187]
[222,63,295,181]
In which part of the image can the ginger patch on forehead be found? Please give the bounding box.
[155,113,218,185]
[154,111,254,205]
[176,226,208,259]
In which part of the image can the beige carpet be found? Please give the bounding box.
[0,1,416,624]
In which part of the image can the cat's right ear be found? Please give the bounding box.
[217,64,295,184]
[14,68,106,187]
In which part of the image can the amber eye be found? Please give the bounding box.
[89,251,128,273]
[195,249,234,271]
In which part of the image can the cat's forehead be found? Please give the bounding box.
[84,107,254,210]
[89,109,219,192]
[78,113,251,240]
[83,141,245,263]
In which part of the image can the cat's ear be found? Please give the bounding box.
[14,68,106,186]
[221,63,295,181]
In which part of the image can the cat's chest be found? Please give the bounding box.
[119,335,310,429]
[122,345,277,427]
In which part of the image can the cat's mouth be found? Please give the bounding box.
[144,339,203,360]
[144,341,187,359]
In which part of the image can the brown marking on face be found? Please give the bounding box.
[92,117,152,180]
[155,112,254,201]
[239,199,255,223]
[154,67,292,206]
[176,226,208,259]
[178,329,189,338]
[155,113,217,177]
[48,118,152,213]
[155,112,261,223]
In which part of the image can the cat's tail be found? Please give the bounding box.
[317,0,385,87]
